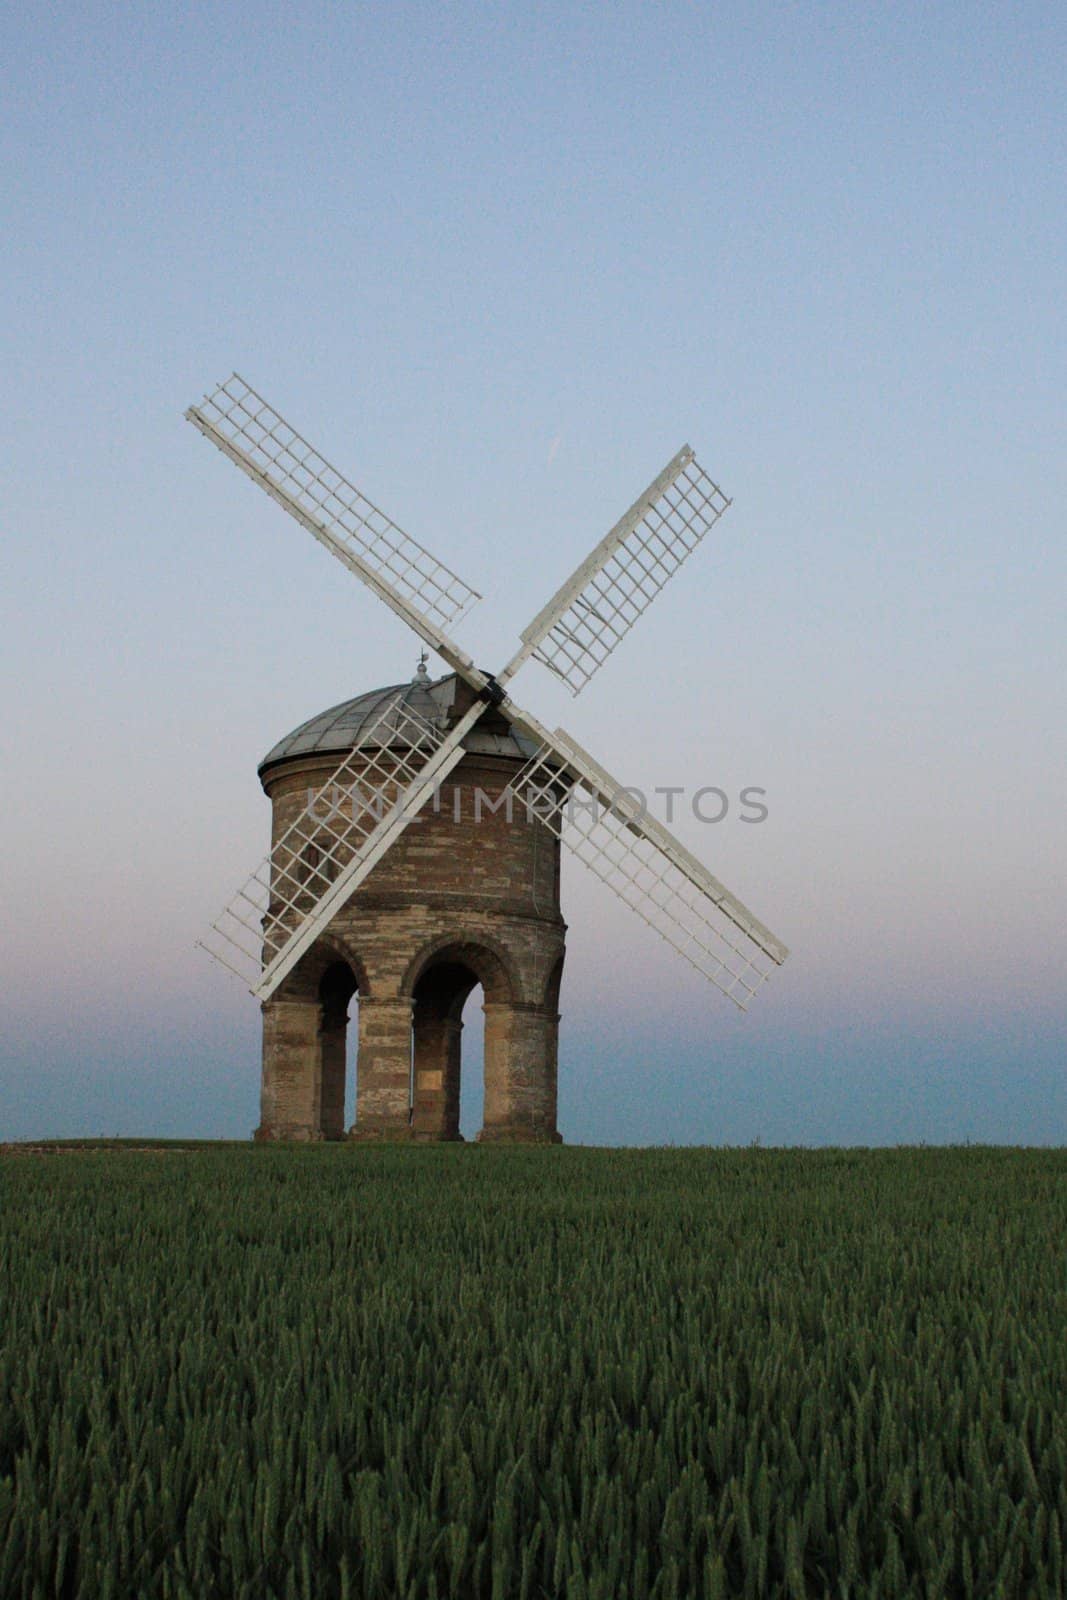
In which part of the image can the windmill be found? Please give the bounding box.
[186,374,788,1062]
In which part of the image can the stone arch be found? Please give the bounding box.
[400,932,517,1006]
[404,937,515,1140]
[257,942,371,1142]
[274,938,373,1004]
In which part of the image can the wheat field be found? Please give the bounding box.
[1,1145,1064,1598]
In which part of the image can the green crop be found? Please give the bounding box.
[1,1145,1064,1597]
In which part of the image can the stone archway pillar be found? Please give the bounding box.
[411,1012,463,1140]
[256,998,323,1141]
[352,996,413,1138]
[478,1001,561,1143]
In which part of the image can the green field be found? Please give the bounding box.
[1,1146,1064,1598]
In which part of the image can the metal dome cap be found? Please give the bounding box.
[258,670,537,779]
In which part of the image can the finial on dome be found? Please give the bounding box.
[412,651,430,684]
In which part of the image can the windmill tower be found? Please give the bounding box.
[187,376,789,1142]
[254,665,565,1142]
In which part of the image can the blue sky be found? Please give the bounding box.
[2,2,1064,1143]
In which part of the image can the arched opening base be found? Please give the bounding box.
[256,936,564,1144]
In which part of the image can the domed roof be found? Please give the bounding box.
[258,667,537,777]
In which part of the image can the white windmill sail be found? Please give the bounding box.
[200,694,487,998]
[500,447,731,696]
[188,370,789,1015]
[185,375,488,693]
[502,707,788,1011]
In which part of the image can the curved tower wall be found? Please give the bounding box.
[256,740,566,1143]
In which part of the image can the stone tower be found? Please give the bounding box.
[254,665,566,1142]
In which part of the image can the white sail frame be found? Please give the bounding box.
[186,375,487,693]
[200,697,486,998]
[502,448,731,695]
[502,706,788,1010]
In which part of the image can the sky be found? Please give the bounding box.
[2,2,1064,1145]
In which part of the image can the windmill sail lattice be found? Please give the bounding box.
[188,373,789,1012]
[502,721,787,1010]
[506,447,731,696]
[186,374,481,634]
[200,694,481,998]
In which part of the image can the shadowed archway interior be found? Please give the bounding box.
[410,961,477,1140]
[318,960,358,1140]
[408,941,513,1141]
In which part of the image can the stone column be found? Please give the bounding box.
[478,1002,561,1143]
[256,998,324,1141]
[411,1010,463,1140]
[351,996,413,1138]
